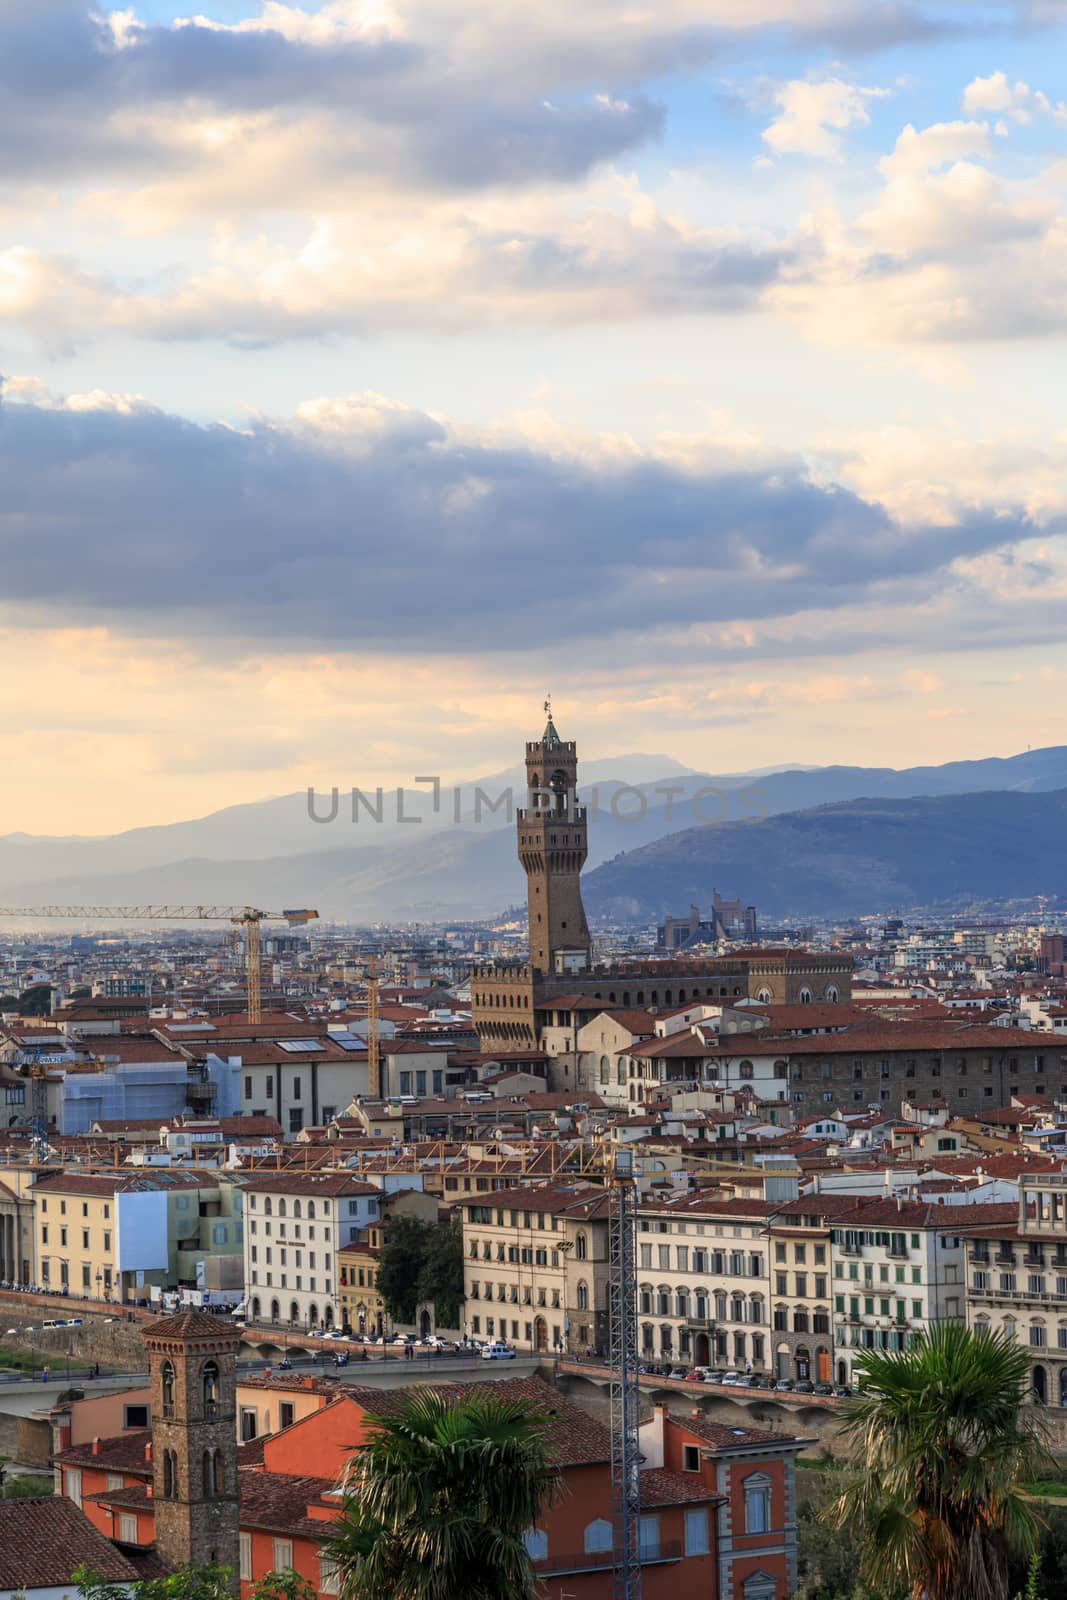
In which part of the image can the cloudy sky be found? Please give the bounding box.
[3,0,1067,833]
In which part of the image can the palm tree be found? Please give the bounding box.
[825,1321,1047,1600]
[330,1389,561,1600]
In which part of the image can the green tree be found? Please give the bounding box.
[249,1570,316,1600]
[375,1214,426,1324]
[76,1563,233,1600]
[330,1390,560,1600]
[377,1217,464,1328]
[417,1218,464,1327]
[825,1323,1046,1600]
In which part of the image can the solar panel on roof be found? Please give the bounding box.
[277,1038,325,1052]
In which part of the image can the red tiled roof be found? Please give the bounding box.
[0,1497,141,1587]
[146,1308,244,1343]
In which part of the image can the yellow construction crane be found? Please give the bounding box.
[0,905,318,1024]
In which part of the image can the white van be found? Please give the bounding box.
[481,1340,517,1361]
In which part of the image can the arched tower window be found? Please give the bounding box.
[213,1450,225,1495]
[202,1360,219,1417]
[161,1360,175,1418]
[163,1449,177,1498]
[576,1232,587,1261]
[202,1450,214,1499]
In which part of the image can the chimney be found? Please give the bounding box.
[897,1193,903,1211]
[91,1437,100,1456]
[146,1482,153,1499]
[144,1441,152,1462]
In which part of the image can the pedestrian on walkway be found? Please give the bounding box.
[42,1364,50,1383]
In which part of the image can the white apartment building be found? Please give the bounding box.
[461,1181,613,1354]
[830,1197,1014,1388]
[635,1193,774,1372]
[243,1173,380,1332]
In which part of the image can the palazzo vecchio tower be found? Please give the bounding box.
[518,699,591,974]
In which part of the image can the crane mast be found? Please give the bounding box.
[609,1146,642,1600]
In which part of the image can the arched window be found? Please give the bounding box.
[270,1298,280,1324]
[660,1324,673,1352]
[161,1360,175,1418]
[293,1200,301,1218]
[278,1199,287,1218]
[1060,1367,1067,1408]
[676,1289,690,1319]
[310,1303,320,1327]
[213,1450,225,1495]
[793,1308,810,1334]
[202,1360,219,1416]
[750,1296,764,1324]
[616,1058,626,1085]
[739,1061,754,1080]
[799,987,812,1005]
[642,1322,654,1351]
[264,1197,273,1215]
[756,988,772,1004]
[732,1294,745,1322]
[202,1450,213,1499]
[307,1203,315,1220]
[599,1055,610,1085]
[524,1529,548,1561]
[640,1285,652,1315]
[575,1233,587,1261]
[577,1281,588,1311]
[657,1288,670,1316]
[585,1520,613,1554]
[251,1297,261,1320]
[290,1300,299,1324]
[826,985,839,1003]
[715,1291,727,1321]
[163,1450,177,1498]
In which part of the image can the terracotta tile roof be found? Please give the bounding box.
[639,1467,720,1506]
[670,1414,805,1452]
[238,1470,337,1535]
[54,1429,153,1478]
[147,1308,244,1342]
[463,1181,613,1218]
[244,1174,380,1197]
[346,1374,612,1468]
[0,1496,141,1586]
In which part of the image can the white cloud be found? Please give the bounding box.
[762,76,889,159]
[877,119,990,178]
[962,71,1067,128]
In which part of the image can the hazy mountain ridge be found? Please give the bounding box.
[584,788,1067,920]
[1,746,1067,921]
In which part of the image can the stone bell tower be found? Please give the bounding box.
[518,699,591,975]
[143,1309,241,1591]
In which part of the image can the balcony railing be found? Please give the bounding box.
[535,1541,682,1577]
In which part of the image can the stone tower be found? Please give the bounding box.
[143,1309,241,1590]
[518,701,591,974]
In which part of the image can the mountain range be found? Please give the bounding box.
[2,745,1067,923]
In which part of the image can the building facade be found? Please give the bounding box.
[243,1173,381,1332]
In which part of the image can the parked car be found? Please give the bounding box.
[327,1330,348,1340]
[703,1370,726,1384]
[721,1371,747,1386]
[389,1332,414,1346]
[422,1335,451,1348]
[481,1341,517,1361]
[684,1367,709,1382]
[813,1381,834,1396]
[795,1378,815,1393]
[774,1378,795,1391]
[747,1374,767,1389]
[832,1383,852,1398]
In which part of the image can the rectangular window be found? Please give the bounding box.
[682,1444,700,1472]
[638,1514,660,1560]
[272,1539,293,1570]
[684,1508,709,1557]
[124,1404,149,1428]
[280,1401,295,1429]
[319,1553,341,1595]
[240,1534,253,1582]
[67,1467,82,1507]
[744,1481,771,1535]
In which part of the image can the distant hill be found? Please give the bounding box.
[3,745,1067,921]
[583,788,1067,921]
